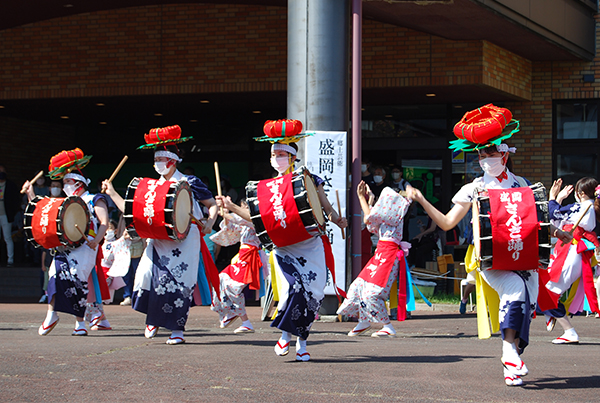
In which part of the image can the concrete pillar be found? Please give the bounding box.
[287,0,349,315]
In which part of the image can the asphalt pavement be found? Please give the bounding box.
[1,303,599,402]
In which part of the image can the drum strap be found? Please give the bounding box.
[240,244,262,291]
[320,235,347,301]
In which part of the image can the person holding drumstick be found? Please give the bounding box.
[22,148,111,336]
[216,119,347,362]
[406,105,571,386]
[538,177,600,344]
[103,125,218,345]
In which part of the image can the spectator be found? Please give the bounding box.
[361,158,376,188]
[0,169,20,267]
[370,166,387,199]
[389,165,410,192]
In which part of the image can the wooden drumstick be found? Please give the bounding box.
[74,224,94,250]
[102,155,128,193]
[21,170,44,194]
[560,203,592,246]
[335,189,345,240]
[189,212,202,226]
[214,161,227,223]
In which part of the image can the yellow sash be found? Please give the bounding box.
[465,245,500,339]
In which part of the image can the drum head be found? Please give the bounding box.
[62,200,88,243]
[174,187,192,237]
[303,171,325,226]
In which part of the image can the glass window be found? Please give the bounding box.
[556,153,597,183]
[556,103,598,139]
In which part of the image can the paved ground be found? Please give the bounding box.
[1,303,599,403]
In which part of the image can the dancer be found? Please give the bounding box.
[22,148,111,336]
[103,125,218,345]
[407,104,542,386]
[210,201,268,333]
[337,182,412,337]
[538,177,600,344]
[217,119,347,361]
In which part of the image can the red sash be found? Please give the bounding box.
[257,174,311,247]
[200,232,221,301]
[357,240,407,321]
[222,244,262,291]
[89,241,110,302]
[539,225,599,313]
[488,187,539,271]
[321,235,346,301]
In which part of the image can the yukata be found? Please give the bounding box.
[538,198,599,316]
[47,192,107,318]
[97,235,130,303]
[210,213,268,321]
[132,170,213,331]
[456,170,538,352]
[270,173,334,340]
[337,187,412,322]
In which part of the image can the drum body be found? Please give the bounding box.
[473,182,551,271]
[124,177,192,241]
[24,196,90,249]
[246,167,325,251]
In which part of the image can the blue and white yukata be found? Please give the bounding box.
[48,192,106,318]
[455,170,538,352]
[270,174,329,340]
[132,170,213,331]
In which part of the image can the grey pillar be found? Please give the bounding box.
[287,0,349,315]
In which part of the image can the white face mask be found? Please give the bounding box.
[63,183,79,197]
[154,161,171,176]
[50,187,62,197]
[361,164,368,173]
[391,172,401,181]
[479,157,506,177]
[271,156,291,174]
[105,230,115,241]
[373,175,383,184]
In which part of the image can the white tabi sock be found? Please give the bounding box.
[75,320,87,331]
[354,321,371,332]
[502,340,519,363]
[43,311,58,327]
[241,320,253,329]
[565,327,578,338]
[170,330,184,339]
[382,323,397,335]
[280,331,292,344]
[296,337,307,352]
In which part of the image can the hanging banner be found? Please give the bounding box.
[304,131,347,294]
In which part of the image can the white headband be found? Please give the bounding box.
[271,143,296,156]
[154,150,182,162]
[64,172,91,185]
[497,143,517,153]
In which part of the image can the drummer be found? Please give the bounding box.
[22,148,111,336]
[406,105,570,387]
[103,125,218,345]
[217,119,347,362]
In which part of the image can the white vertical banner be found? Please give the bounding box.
[304,131,347,295]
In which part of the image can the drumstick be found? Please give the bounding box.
[214,161,227,224]
[189,212,202,226]
[21,171,44,194]
[102,155,128,193]
[335,189,345,240]
[74,224,95,250]
[560,203,592,246]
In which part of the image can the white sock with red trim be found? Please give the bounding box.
[170,330,184,340]
[382,323,396,335]
[75,320,87,331]
[241,320,253,329]
[279,331,291,345]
